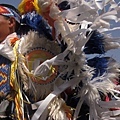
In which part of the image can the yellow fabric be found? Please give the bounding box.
[10,41,24,120]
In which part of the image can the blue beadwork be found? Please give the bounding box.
[0,55,11,97]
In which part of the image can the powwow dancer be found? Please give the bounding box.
[17,0,120,120]
[0,4,24,120]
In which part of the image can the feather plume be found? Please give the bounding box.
[17,0,120,119]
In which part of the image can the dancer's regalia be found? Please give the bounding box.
[6,0,120,120]
[0,5,24,120]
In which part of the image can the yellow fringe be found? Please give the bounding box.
[10,41,24,120]
[18,0,41,14]
[33,0,41,14]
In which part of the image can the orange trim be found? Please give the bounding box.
[10,37,19,46]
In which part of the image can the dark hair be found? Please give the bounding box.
[0,4,21,32]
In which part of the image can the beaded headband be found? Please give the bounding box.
[0,5,21,23]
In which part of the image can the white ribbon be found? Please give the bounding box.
[31,77,79,120]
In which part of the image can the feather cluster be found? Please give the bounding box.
[17,0,120,120]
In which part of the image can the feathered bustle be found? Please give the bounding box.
[16,0,120,120]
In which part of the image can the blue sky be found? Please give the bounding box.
[0,0,120,62]
[0,0,21,7]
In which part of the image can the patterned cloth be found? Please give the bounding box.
[0,55,11,98]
